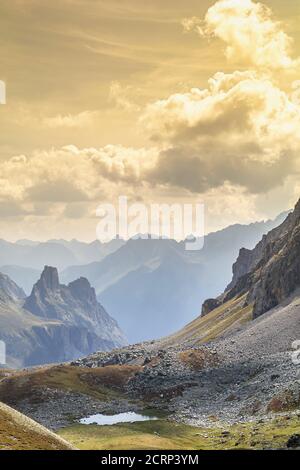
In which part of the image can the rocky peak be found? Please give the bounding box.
[227,247,256,291]
[23,266,126,344]
[201,298,221,317]
[39,266,60,291]
[68,277,97,304]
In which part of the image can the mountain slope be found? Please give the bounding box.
[0,272,26,301]
[0,265,40,295]
[0,401,74,450]
[202,199,300,321]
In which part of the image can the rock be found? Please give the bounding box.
[286,434,300,449]
[271,374,280,381]
[201,299,221,316]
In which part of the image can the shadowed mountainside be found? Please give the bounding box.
[0,267,127,368]
[202,198,300,320]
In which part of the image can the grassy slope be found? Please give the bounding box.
[1,294,297,451]
[0,364,141,404]
[0,401,74,450]
[163,294,253,347]
[58,415,300,450]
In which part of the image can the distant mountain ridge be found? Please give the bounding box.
[62,212,289,342]
[0,238,124,272]
[0,211,290,344]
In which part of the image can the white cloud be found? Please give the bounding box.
[0,144,157,209]
[1,0,300,236]
[140,70,300,192]
[185,0,300,71]
[43,111,98,128]
[109,81,141,112]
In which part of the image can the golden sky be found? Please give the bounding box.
[0,0,300,241]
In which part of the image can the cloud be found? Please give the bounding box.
[63,202,89,219]
[1,0,300,235]
[141,70,300,193]
[141,1,300,195]
[182,16,203,35]
[0,199,28,218]
[86,144,156,183]
[0,144,157,214]
[26,180,90,203]
[2,71,300,213]
[109,81,141,112]
[43,111,98,128]
[185,0,300,71]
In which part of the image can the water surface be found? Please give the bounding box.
[80,411,159,426]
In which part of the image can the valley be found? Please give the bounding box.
[0,203,300,450]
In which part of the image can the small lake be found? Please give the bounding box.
[79,411,159,426]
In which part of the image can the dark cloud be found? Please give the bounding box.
[26,180,90,203]
[0,199,28,217]
[148,146,296,194]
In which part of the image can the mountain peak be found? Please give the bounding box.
[40,266,60,291]
[68,277,97,303]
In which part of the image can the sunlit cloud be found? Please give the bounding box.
[43,111,98,128]
[141,70,300,192]
[109,81,141,112]
[184,0,300,71]
[1,0,300,240]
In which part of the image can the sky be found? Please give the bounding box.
[0,0,300,241]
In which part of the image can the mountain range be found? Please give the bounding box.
[0,211,290,347]
[0,267,126,368]
[0,214,287,354]
[61,212,288,342]
[0,238,124,272]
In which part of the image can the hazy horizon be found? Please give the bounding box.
[0,206,290,243]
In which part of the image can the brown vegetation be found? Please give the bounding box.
[179,349,219,371]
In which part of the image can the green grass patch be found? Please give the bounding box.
[58,415,300,450]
